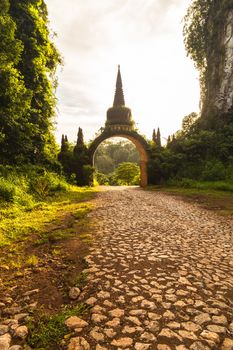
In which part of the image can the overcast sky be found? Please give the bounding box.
[47,0,199,144]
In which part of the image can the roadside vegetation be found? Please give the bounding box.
[148,184,233,216]
[0,165,97,349]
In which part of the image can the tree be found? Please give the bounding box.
[183,0,233,117]
[0,0,32,164]
[115,162,140,185]
[152,129,157,143]
[183,0,212,102]
[8,0,61,164]
[156,128,161,148]
[94,140,140,174]
[181,112,199,136]
[73,128,89,186]
[58,135,73,178]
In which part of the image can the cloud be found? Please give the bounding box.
[47,0,198,144]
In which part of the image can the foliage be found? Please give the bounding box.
[95,172,110,185]
[183,0,233,112]
[95,162,140,186]
[83,165,95,186]
[58,134,74,179]
[73,128,90,186]
[94,139,140,174]
[0,0,61,165]
[58,129,92,186]
[27,304,88,350]
[0,0,32,164]
[148,107,233,186]
[0,169,96,248]
[167,178,233,192]
[30,171,69,199]
[0,177,16,202]
[183,0,211,71]
[0,166,69,208]
[115,162,140,185]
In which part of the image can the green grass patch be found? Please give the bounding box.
[148,183,233,216]
[72,204,92,220]
[0,186,96,248]
[35,230,74,246]
[167,178,233,192]
[27,304,88,350]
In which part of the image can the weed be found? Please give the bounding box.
[26,255,39,267]
[70,272,88,288]
[27,304,88,350]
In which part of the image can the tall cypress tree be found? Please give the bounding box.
[157,128,161,148]
[58,134,73,178]
[152,129,157,143]
[73,128,89,186]
[8,0,61,164]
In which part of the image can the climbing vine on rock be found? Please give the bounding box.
[183,0,233,115]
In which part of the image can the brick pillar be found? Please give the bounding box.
[140,161,148,188]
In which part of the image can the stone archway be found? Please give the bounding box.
[88,65,151,187]
[89,129,150,187]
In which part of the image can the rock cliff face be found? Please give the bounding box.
[214,10,233,112]
[203,5,233,116]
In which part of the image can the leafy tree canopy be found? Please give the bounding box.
[0,0,61,165]
[115,162,140,186]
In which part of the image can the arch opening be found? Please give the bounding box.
[89,131,149,187]
[94,137,140,183]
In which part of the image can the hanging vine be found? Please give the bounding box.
[183,0,233,111]
[183,0,212,102]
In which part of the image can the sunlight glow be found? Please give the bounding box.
[47,0,199,144]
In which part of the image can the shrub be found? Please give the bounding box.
[30,172,69,199]
[95,172,109,185]
[82,165,95,186]
[0,177,16,202]
[201,160,226,181]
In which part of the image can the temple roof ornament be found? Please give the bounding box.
[106,66,135,130]
[113,65,125,107]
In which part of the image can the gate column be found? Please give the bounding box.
[140,160,148,188]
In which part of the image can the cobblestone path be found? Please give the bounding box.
[78,187,233,350]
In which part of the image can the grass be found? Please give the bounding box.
[0,185,97,270]
[0,186,96,247]
[148,183,233,216]
[26,255,39,267]
[0,173,98,350]
[27,304,89,350]
[167,179,233,192]
[68,271,88,288]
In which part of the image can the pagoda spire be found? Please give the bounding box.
[113,65,125,107]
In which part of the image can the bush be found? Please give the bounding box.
[0,177,16,202]
[201,160,226,181]
[30,172,69,199]
[95,172,109,185]
[83,165,95,186]
[0,166,70,205]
